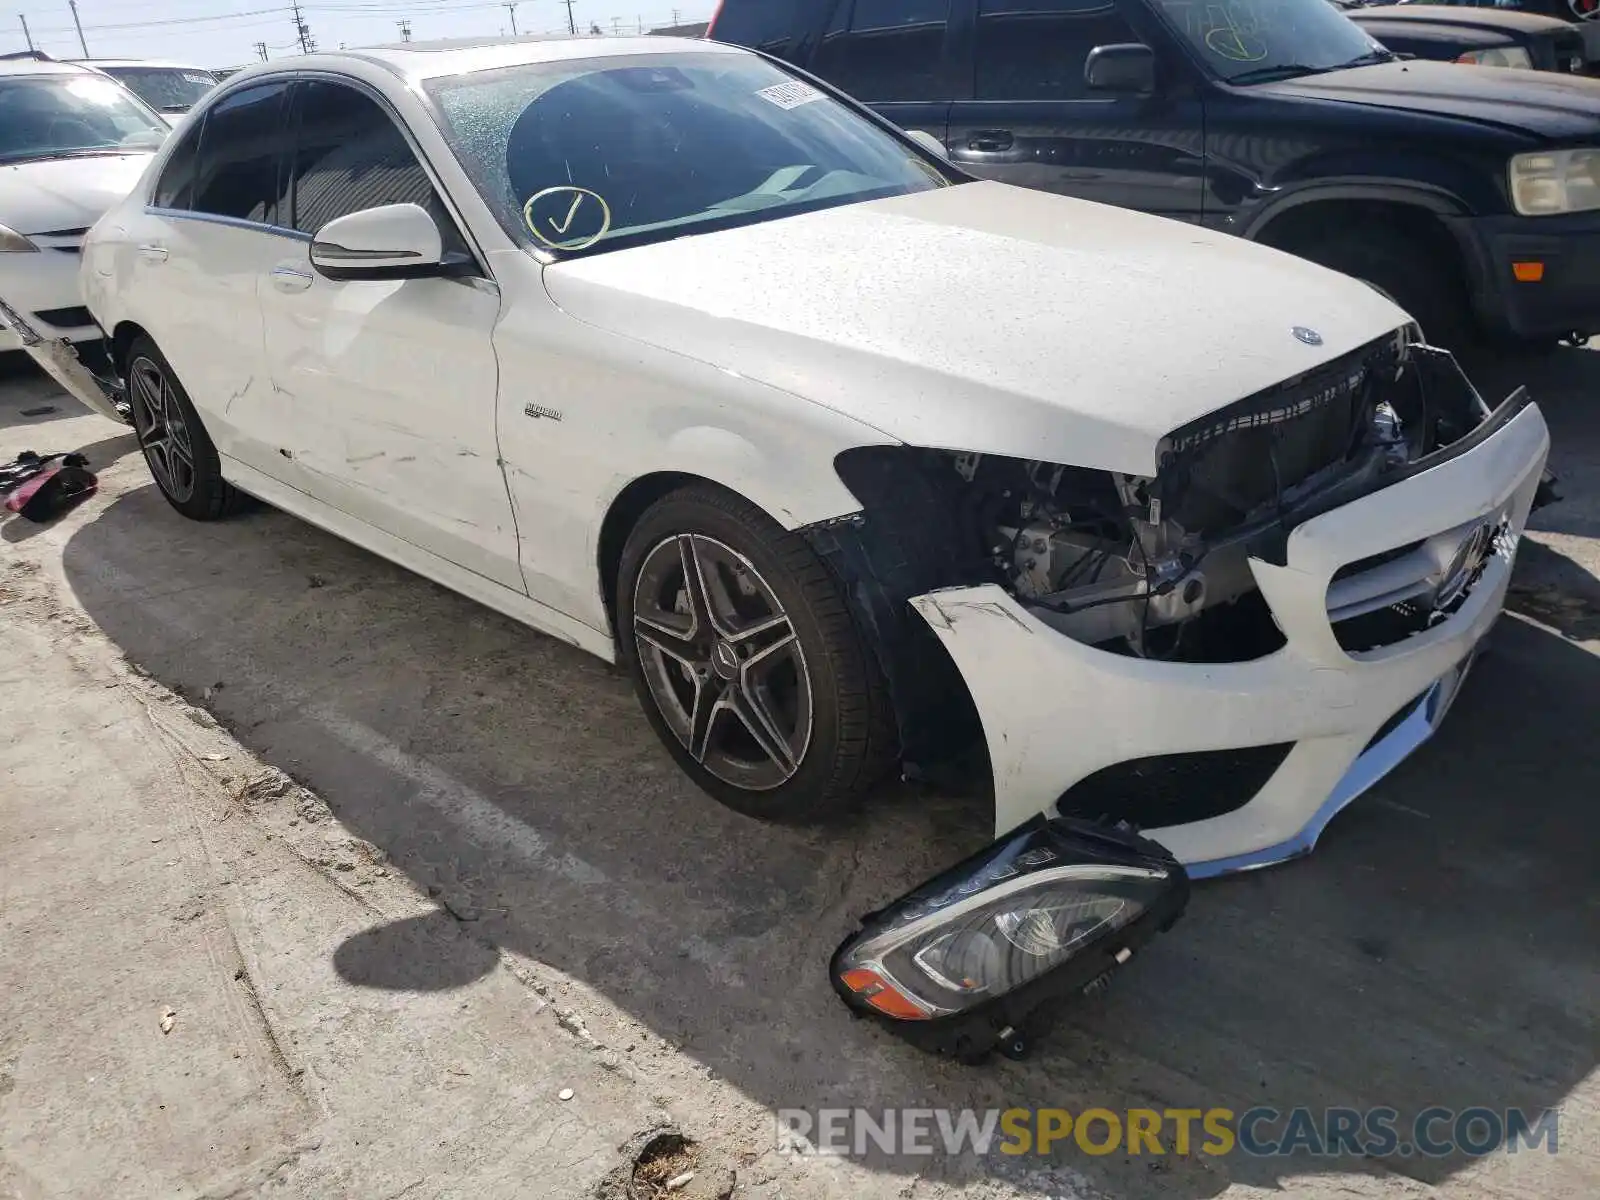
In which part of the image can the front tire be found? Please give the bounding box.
[126,336,246,521]
[617,484,895,822]
[1296,225,1474,354]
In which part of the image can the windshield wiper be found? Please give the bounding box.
[1227,62,1339,85]
[1335,49,1398,69]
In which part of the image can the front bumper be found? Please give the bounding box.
[0,245,98,351]
[1451,208,1600,341]
[910,397,1550,878]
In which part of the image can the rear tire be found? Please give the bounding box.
[126,336,247,521]
[1296,225,1474,353]
[616,483,896,822]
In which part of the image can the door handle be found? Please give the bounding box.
[965,129,1014,152]
[137,244,167,263]
[270,265,313,294]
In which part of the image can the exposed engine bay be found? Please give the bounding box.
[811,332,1551,769]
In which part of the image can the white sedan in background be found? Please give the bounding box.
[0,56,166,358]
[75,37,1546,886]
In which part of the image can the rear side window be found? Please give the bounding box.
[975,0,1139,101]
[285,81,449,240]
[812,0,952,102]
[152,122,201,210]
[189,82,292,223]
[709,0,802,52]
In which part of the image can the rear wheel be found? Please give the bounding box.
[126,336,247,521]
[616,484,895,822]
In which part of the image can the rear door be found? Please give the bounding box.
[944,0,1208,222]
[121,80,296,472]
[255,77,519,591]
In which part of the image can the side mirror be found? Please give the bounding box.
[310,203,444,279]
[1085,43,1156,96]
[904,128,950,160]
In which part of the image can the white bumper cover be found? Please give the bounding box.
[0,248,96,351]
[912,399,1551,877]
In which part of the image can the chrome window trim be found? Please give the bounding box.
[142,206,313,242]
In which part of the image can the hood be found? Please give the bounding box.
[1353,5,1576,36]
[542,181,1408,475]
[0,154,153,235]
[1259,59,1600,140]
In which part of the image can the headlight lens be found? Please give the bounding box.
[831,817,1189,1056]
[1457,46,1533,70]
[1509,148,1600,216]
[0,224,39,253]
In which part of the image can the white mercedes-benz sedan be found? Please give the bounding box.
[77,36,1549,887]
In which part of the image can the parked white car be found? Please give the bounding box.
[76,37,1548,887]
[75,59,221,126]
[0,56,166,356]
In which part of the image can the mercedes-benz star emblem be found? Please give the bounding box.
[1292,326,1324,346]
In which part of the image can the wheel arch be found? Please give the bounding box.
[109,320,152,374]
[595,469,705,634]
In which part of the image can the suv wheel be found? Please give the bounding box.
[1298,225,1473,353]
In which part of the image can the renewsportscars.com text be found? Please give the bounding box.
[775,1106,1560,1159]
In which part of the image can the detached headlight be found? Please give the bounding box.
[1509,148,1600,216]
[0,224,39,253]
[1456,46,1532,70]
[831,816,1189,1060]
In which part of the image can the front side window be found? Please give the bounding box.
[425,51,956,259]
[102,67,218,114]
[1151,0,1392,83]
[189,81,292,223]
[285,81,441,236]
[152,121,201,209]
[0,74,167,165]
[812,0,952,101]
[975,0,1141,100]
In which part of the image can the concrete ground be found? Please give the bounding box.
[1,348,1596,1200]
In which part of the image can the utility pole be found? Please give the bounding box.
[672,8,681,26]
[636,14,642,33]
[19,13,33,50]
[396,17,410,40]
[503,2,517,34]
[67,0,88,56]
[563,0,576,35]
[291,1,315,53]
[253,40,267,60]
[610,16,620,34]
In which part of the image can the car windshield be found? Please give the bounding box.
[424,50,957,257]
[0,74,168,163]
[101,66,218,113]
[1151,0,1395,83]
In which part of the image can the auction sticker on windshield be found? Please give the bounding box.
[757,80,825,110]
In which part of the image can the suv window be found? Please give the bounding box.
[709,0,801,52]
[812,0,952,102]
[189,81,292,223]
[286,80,444,237]
[975,0,1140,101]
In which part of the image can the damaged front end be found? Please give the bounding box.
[811,332,1553,1052]
[0,295,129,426]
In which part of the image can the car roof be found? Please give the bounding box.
[220,33,745,90]
[1355,4,1575,32]
[0,57,104,79]
[75,58,216,71]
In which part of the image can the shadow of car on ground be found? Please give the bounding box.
[56,463,1598,1196]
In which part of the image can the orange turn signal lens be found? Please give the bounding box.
[1512,261,1545,283]
[839,967,931,1020]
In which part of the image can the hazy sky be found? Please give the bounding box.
[11,0,712,69]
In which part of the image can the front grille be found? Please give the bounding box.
[1554,31,1586,73]
[1156,336,1392,535]
[1331,539,1426,584]
[1055,743,1296,828]
[32,306,93,329]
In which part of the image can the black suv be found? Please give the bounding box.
[709,0,1600,353]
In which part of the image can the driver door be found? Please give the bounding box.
[944,0,1208,222]
[256,78,521,592]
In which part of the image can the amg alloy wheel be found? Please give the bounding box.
[632,533,814,792]
[128,356,197,504]
[617,484,895,822]
[124,336,247,521]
